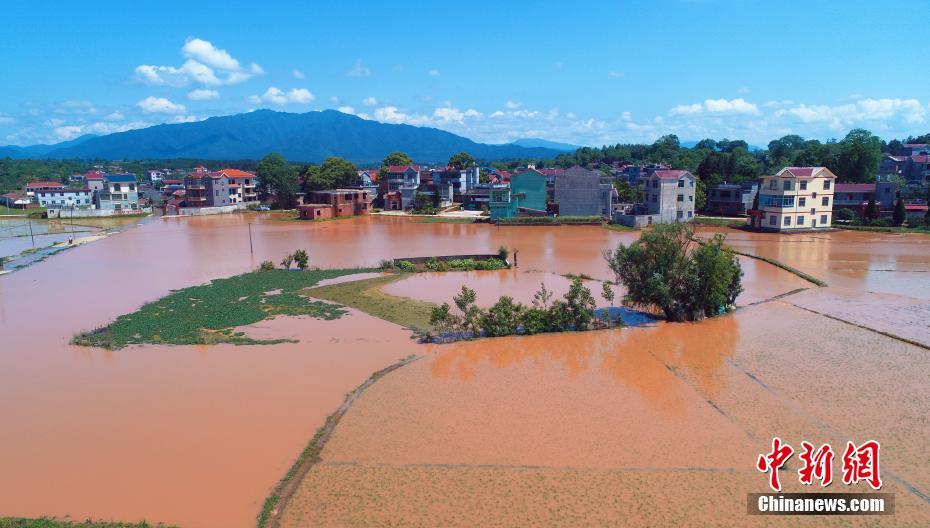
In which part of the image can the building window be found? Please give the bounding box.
[822,196,829,206]
[688,195,693,202]
[799,197,806,207]
[688,211,693,218]
[677,210,683,219]
[823,180,832,190]
[800,180,808,190]
[821,214,828,224]
[798,216,805,225]
[677,194,684,202]
[783,180,793,191]
[678,179,684,187]
[784,216,791,226]
[769,215,777,225]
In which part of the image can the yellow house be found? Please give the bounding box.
[755,167,836,231]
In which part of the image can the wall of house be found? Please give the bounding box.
[553,170,601,216]
[758,175,833,230]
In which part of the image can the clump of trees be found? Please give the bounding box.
[605,223,742,322]
[279,249,309,270]
[427,278,607,342]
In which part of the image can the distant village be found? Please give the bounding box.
[2,142,929,231]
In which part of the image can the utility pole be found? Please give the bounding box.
[248,223,253,254]
[28,218,35,248]
[513,249,518,268]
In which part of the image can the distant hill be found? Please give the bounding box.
[509,138,580,151]
[3,110,563,164]
[0,134,97,159]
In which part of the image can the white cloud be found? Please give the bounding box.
[433,106,482,124]
[428,69,441,76]
[505,101,522,109]
[670,97,759,116]
[55,100,97,115]
[248,87,315,105]
[136,96,187,114]
[737,86,751,94]
[362,96,378,107]
[608,70,624,78]
[53,120,151,141]
[774,98,926,129]
[292,69,305,79]
[134,37,261,87]
[347,59,371,77]
[372,106,430,125]
[337,106,356,114]
[104,111,124,121]
[0,114,16,125]
[187,89,220,100]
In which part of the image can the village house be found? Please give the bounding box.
[214,168,259,205]
[183,171,231,208]
[95,174,140,212]
[24,181,66,202]
[83,171,105,192]
[833,176,897,217]
[489,168,548,220]
[749,166,835,231]
[35,188,94,209]
[552,166,613,217]
[298,189,372,220]
[613,170,696,227]
[705,181,759,216]
[1,192,32,209]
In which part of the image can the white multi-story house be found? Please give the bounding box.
[35,188,94,209]
[753,167,835,231]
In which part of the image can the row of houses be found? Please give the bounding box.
[2,172,144,217]
[164,167,260,215]
[879,143,930,185]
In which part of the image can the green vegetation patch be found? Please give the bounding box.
[693,216,747,227]
[0,519,174,528]
[496,215,603,225]
[306,274,437,333]
[413,216,474,224]
[73,268,375,349]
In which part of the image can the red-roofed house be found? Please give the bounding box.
[215,168,258,204]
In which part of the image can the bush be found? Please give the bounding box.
[479,296,523,336]
[258,260,275,271]
[520,307,551,334]
[835,208,856,222]
[497,245,509,262]
[293,249,309,270]
[396,260,417,272]
[869,218,890,227]
[605,223,742,322]
[379,258,395,270]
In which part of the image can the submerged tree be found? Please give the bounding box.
[605,223,742,322]
[293,249,309,270]
[892,194,906,226]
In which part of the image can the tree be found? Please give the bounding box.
[293,249,309,269]
[479,296,523,336]
[563,277,596,330]
[892,194,906,226]
[605,223,742,322]
[601,282,615,306]
[448,152,475,169]
[429,302,459,335]
[835,208,856,222]
[306,157,358,191]
[695,180,707,210]
[382,151,412,167]
[532,282,553,309]
[865,198,881,221]
[453,285,481,336]
[837,129,882,183]
[257,153,299,208]
[280,253,295,269]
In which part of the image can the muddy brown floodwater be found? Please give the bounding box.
[1,215,928,527]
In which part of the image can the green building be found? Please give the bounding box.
[489,169,548,220]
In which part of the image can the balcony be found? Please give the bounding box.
[186,183,205,190]
[187,195,206,202]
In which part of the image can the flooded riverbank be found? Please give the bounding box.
[1,214,927,527]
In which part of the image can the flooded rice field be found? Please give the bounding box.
[1,214,928,527]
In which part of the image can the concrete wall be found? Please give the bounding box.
[47,207,151,218]
[176,204,241,216]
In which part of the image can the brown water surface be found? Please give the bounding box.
[2,215,927,527]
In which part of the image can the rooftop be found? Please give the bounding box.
[26,181,66,187]
[835,183,875,192]
[652,170,691,180]
[105,174,137,183]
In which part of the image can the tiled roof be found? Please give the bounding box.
[652,170,690,180]
[218,168,255,178]
[776,167,835,178]
[835,183,875,193]
[911,155,930,163]
[26,181,66,187]
[105,174,136,183]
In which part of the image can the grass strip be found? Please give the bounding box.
[834,224,930,234]
[257,355,420,528]
[72,268,376,349]
[732,250,827,287]
[0,519,174,528]
[693,216,747,227]
[306,274,437,333]
[413,216,475,224]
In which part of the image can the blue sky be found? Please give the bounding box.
[1,0,928,147]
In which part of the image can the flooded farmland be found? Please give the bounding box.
[1,214,928,527]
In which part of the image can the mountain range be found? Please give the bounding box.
[0,110,573,163]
